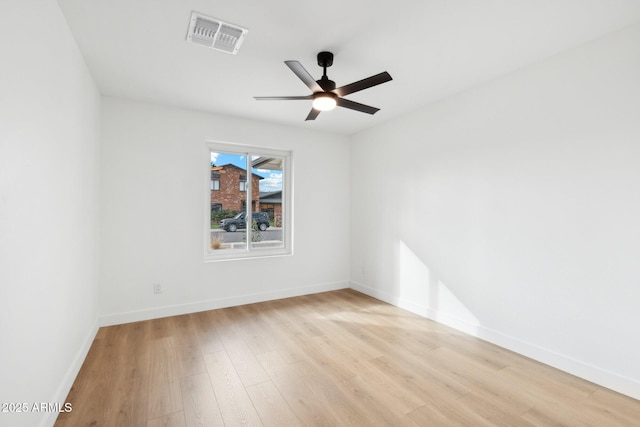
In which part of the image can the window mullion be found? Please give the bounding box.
[245,152,252,249]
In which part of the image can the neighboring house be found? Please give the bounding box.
[211,164,263,212]
[259,191,282,226]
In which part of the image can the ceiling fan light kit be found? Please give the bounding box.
[312,93,337,111]
[254,51,392,121]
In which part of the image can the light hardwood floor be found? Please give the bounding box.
[55,289,640,426]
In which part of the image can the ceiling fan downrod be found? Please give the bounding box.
[316,51,336,91]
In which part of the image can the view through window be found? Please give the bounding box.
[206,143,291,259]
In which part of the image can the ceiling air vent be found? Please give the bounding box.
[186,12,247,55]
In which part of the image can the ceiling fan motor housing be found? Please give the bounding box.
[317,76,336,91]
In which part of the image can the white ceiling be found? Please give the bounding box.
[58,0,640,135]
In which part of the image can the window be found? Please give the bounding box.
[206,141,292,260]
[211,171,220,191]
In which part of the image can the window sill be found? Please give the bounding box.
[204,247,293,262]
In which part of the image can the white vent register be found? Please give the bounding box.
[186,12,247,54]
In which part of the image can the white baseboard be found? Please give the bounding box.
[40,318,100,427]
[99,281,349,327]
[349,280,640,401]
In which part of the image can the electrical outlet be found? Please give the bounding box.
[153,283,162,294]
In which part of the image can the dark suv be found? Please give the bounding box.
[219,212,270,232]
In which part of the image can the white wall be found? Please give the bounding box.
[99,98,350,324]
[350,23,640,399]
[0,1,101,426]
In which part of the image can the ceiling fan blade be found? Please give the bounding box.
[336,98,380,115]
[254,95,312,100]
[285,61,323,93]
[305,108,320,121]
[333,72,392,97]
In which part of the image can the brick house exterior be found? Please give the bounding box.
[211,164,263,212]
[258,191,282,226]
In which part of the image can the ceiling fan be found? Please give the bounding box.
[254,51,392,121]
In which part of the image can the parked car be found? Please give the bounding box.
[219,211,270,232]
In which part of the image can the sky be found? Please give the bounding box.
[211,152,283,192]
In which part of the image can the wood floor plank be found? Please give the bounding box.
[180,373,224,426]
[585,388,640,425]
[255,350,290,377]
[246,380,302,427]
[55,329,119,425]
[150,316,174,340]
[407,399,497,427]
[217,327,270,387]
[190,310,225,354]
[268,297,325,338]
[265,359,341,427]
[338,375,419,426]
[368,354,472,403]
[344,367,425,417]
[235,304,277,355]
[203,351,263,426]
[175,343,207,378]
[426,346,538,415]
[147,410,186,427]
[521,387,640,427]
[288,359,381,426]
[455,391,535,427]
[56,289,640,427]
[324,300,445,356]
[147,337,183,419]
[168,314,200,348]
[208,307,271,387]
[309,333,425,415]
[307,312,386,361]
[253,301,313,364]
[300,335,358,383]
[268,358,376,426]
[498,364,594,405]
[112,322,152,427]
[520,399,600,427]
[315,309,421,362]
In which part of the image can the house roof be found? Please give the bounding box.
[252,157,282,170]
[259,191,282,203]
[58,1,640,135]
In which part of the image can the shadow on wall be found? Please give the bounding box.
[394,240,479,334]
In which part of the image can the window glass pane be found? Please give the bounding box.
[211,172,220,191]
[250,155,284,249]
[210,151,247,251]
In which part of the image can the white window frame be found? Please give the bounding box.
[204,141,293,261]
